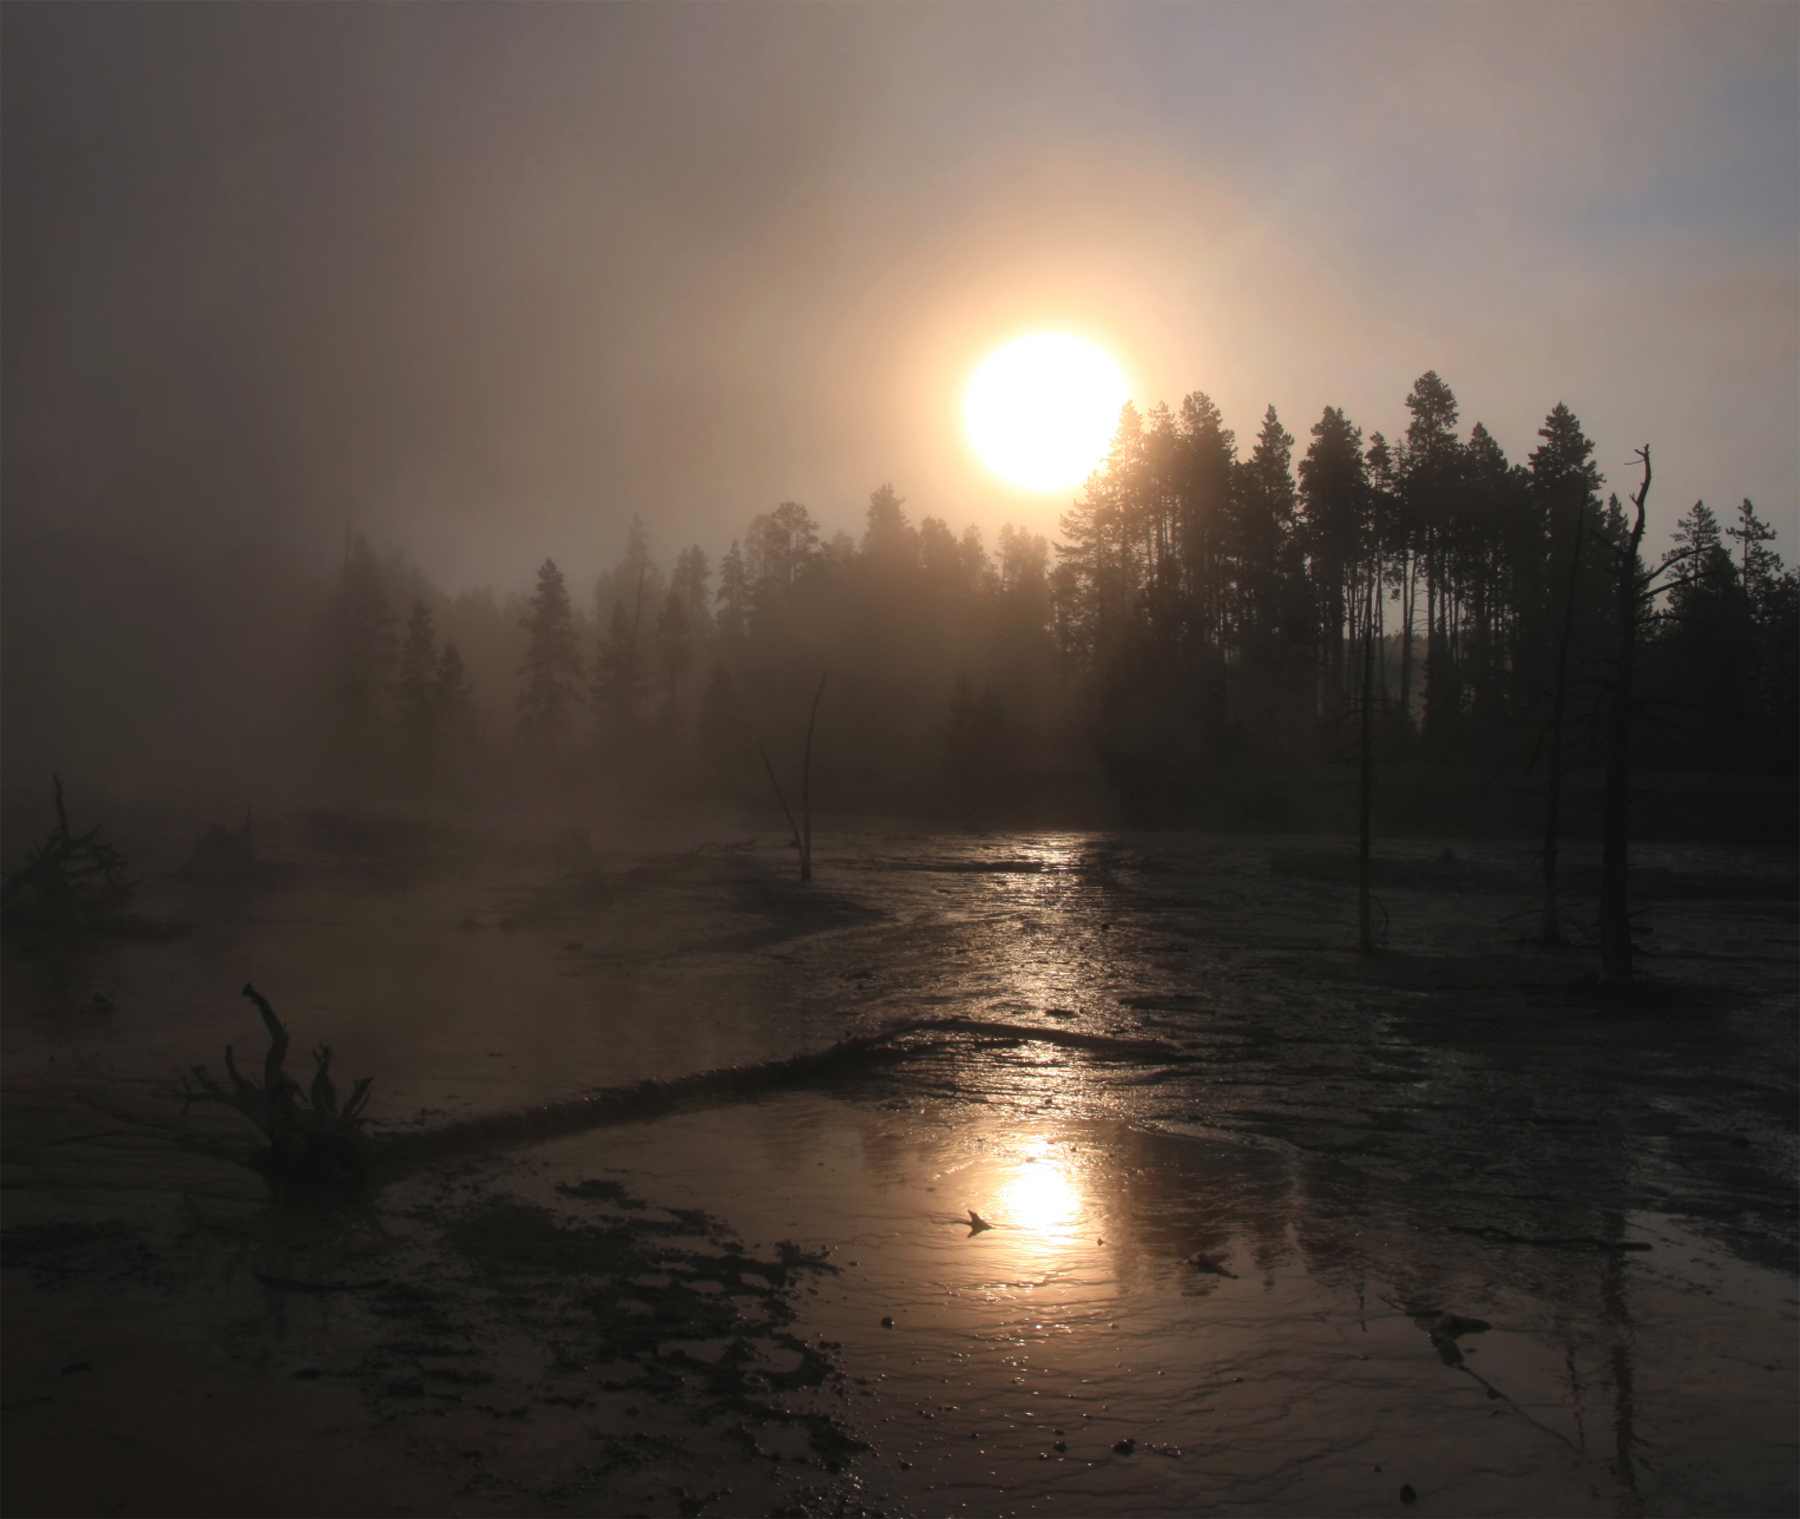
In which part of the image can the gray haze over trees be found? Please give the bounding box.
[292,374,1795,833]
[2,5,1793,810]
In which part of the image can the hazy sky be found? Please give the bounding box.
[5,3,1795,594]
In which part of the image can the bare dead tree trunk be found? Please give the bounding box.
[758,674,828,883]
[1358,582,1377,956]
[1542,511,1586,947]
[758,742,803,872]
[1397,548,1415,732]
[1600,449,1651,985]
[800,673,826,883]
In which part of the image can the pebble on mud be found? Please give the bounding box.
[1400,1483,1417,1504]
[1113,1438,1136,1455]
[881,1316,894,1328]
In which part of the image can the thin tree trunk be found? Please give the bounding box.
[1542,511,1585,947]
[1398,548,1415,730]
[1358,583,1376,956]
[758,673,828,883]
[1600,449,1651,985]
[799,674,826,882]
[1375,554,1388,704]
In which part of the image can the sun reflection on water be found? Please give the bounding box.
[998,1139,1082,1239]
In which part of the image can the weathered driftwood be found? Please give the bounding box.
[180,984,374,1185]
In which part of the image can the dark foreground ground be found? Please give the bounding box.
[3,811,1795,1517]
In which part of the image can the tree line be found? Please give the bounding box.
[312,369,1795,824]
[1052,371,1795,817]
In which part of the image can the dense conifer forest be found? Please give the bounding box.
[314,372,1797,830]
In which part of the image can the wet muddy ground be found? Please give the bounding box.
[3,814,1795,1516]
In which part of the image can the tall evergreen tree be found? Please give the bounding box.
[716,541,748,642]
[436,641,480,755]
[517,558,583,739]
[396,600,440,777]
[655,586,692,710]
[670,545,713,634]
[863,483,918,567]
[332,533,397,738]
[1400,371,1464,752]
[594,592,647,741]
[1298,405,1369,706]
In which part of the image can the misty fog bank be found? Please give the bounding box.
[7,372,1792,861]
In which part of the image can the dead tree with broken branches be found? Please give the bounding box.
[180,984,375,1185]
[1,775,130,936]
[1592,448,1707,985]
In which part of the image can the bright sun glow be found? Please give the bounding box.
[964,332,1130,492]
[999,1142,1082,1237]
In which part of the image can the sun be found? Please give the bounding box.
[964,332,1130,493]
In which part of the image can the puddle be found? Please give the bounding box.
[544,1093,1798,1517]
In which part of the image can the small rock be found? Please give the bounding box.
[1112,1438,1136,1456]
[899,1460,912,1470]
[1053,1441,1067,1452]
[1400,1484,1417,1505]
[966,1210,993,1234]
[881,1316,894,1329]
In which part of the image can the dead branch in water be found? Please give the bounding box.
[381,1013,1189,1171]
[1,775,131,935]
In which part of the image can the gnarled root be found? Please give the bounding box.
[180,983,375,1186]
